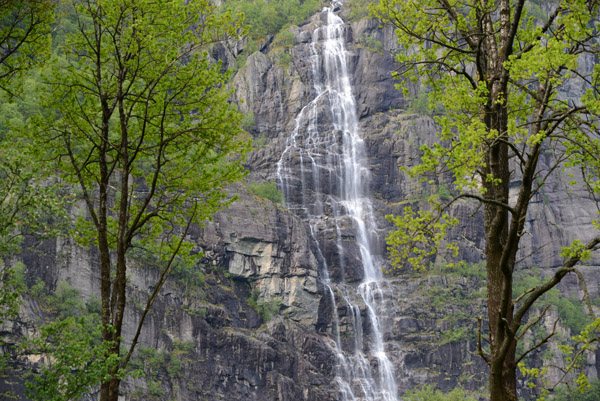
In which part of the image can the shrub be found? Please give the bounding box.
[11,262,27,293]
[171,262,205,296]
[241,112,255,132]
[247,289,281,321]
[249,181,284,204]
[357,35,384,54]
[404,385,478,401]
[29,278,46,299]
[51,281,86,319]
[437,183,451,200]
[273,29,295,48]
[345,0,377,21]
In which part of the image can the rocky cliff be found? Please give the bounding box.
[3,3,599,401]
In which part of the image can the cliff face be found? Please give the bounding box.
[4,5,600,401]
[7,188,338,401]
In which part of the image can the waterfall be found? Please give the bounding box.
[276,3,398,400]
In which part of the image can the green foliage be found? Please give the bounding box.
[372,0,600,194]
[248,181,284,204]
[272,29,295,48]
[11,262,27,293]
[86,296,101,315]
[272,50,293,67]
[50,1,79,50]
[24,317,119,401]
[0,3,59,361]
[0,0,53,95]
[419,265,485,347]
[513,268,592,335]
[26,278,91,319]
[19,0,249,398]
[173,340,195,354]
[407,84,444,116]
[247,289,281,321]
[518,363,551,394]
[0,263,24,326]
[553,319,600,397]
[439,325,468,345]
[525,0,547,21]
[375,0,600,396]
[0,88,66,339]
[556,297,591,336]
[408,87,430,115]
[34,0,249,257]
[260,298,282,321]
[560,240,593,264]
[230,40,259,74]
[0,0,64,399]
[253,133,267,149]
[29,277,45,299]
[550,380,600,401]
[50,281,87,320]
[129,344,194,400]
[241,112,256,132]
[513,274,596,398]
[357,35,384,54]
[0,132,66,258]
[223,0,321,41]
[247,289,260,311]
[171,262,206,296]
[0,69,44,141]
[436,183,451,201]
[345,0,378,21]
[145,381,164,399]
[429,260,486,280]
[385,206,458,270]
[404,385,478,401]
[129,346,185,379]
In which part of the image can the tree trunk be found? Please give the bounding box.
[481,2,519,397]
[483,70,516,401]
[100,377,121,401]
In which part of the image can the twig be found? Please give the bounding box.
[516,316,558,364]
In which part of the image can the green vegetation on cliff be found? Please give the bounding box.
[249,181,285,204]
[405,385,478,401]
[223,0,321,41]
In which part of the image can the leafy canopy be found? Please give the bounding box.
[0,0,53,94]
[34,0,248,256]
[373,0,600,270]
[0,0,59,344]
[22,0,249,399]
[374,0,600,399]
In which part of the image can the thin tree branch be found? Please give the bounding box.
[515,315,558,364]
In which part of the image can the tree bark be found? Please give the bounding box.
[483,2,517,399]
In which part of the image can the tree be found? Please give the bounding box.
[0,0,53,95]
[0,0,54,290]
[29,1,247,400]
[0,2,56,399]
[374,1,600,400]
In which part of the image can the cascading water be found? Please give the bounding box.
[276,3,398,400]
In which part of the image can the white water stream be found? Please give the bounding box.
[275,4,398,400]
